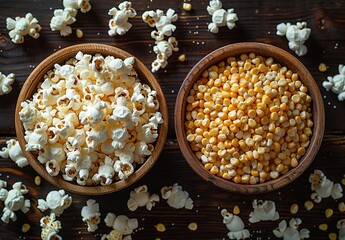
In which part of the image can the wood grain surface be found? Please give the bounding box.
[1,0,345,239]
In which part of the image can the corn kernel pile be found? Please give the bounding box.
[185,53,313,184]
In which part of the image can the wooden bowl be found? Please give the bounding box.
[175,42,325,194]
[15,43,168,195]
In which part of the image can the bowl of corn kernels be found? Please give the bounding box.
[15,43,168,195]
[175,42,325,194]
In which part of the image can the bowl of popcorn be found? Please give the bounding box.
[175,42,325,194]
[15,43,168,195]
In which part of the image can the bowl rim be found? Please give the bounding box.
[174,42,325,194]
[15,43,168,195]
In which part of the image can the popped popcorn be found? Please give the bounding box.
[103,213,138,239]
[108,1,137,36]
[161,183,193,210]
[322,64,345,101]
[19,52,163,186]
[249,199,279,223]
[142,8,179,72]
[6,13,41,44]
[221,208,250,240]
[207,0,238,34]
[81,199,101,232]
[127,185,160,211]
[0,181,30,224]
[37,189,72,216]
[309,169,343,203]
[0,72,15,96]
[337,219,345,240]
[63,0,91,13]
[40,213,62,240]
[273,218,310,240]
[0,139,29,168]
[276,22,311,56]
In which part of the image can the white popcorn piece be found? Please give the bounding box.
[6,13,41,44]
[92,156,115,185]
[249,199,279,223]
[40,213,62,240]
[104,213,138,237]
[19,101,40,130]
[0,182,30,224]
[337,219,345,240]
[309,169,343,203]
[161,183,193,210]
[108,1,137,36]
[322,64,345,101]
[114,160,134,180]
[207,0,238,34]
[63,0,92,13]
[273,218,310,240]
[221,208,250,240]
[0,139,29,168]
[276,22,311,56]
[127,185,160,211]
[50,8,77,37]
[101,229,124,240]
[0,72,15,96]
[133,141,152,164]
[81,199,101,232]
[37,189,72,216]
[107,57,135,75]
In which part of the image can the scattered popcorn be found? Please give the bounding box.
[304,200,314,211]
[339,202,345,212]
[81,199,101,232]
[101,229,123,240]
[309,169,343,203]
[188,222,198,231]
[0,139,29,168]
[155,223,166,232]
[273,218,310,240]
[142,8,179,72]
[0,181,30,223]
[276,22,311,56]
[0,72,15,96]
[127,185,160,211]
[76,28,84,38]
[22,223,31,233]
[249,199,279,223]
[6,13,41,44]
[161,183,193,210]
[322,64,345,101]
[63,0,91,13]
[37,189,72,216]
[104,213,138,239]
[19,52,163,186]
[337,219,345,240]
[40,213,62,240]
[108,1,137,36]
[221,208,250,240]
[207,0,238,34]
[290,203,299,214]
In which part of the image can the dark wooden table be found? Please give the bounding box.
[1,0,345,239]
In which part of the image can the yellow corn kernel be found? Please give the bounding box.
[34,175,41,186]
[290,203,298,214]
[188,222,198,231]
[178,54,187,62]
[319,223,328,231]
[318,63,327,72]
[233,205,240,215]
[76,28,83,38]
[342,178,345,186]
[338,202,345,212]
[262,95,271,104]
[304,200,314,210]
[22,223,30,233]
[325,208,333,218]
[187,134,195,142]
[329,233,337,240]
[156,223,166,232]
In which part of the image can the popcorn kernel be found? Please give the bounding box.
[188,222,198,231]
[155,223,166,232]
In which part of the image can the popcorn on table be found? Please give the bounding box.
[103,213,138,239]
[273,218,310,240]
[0,139,29,168]
[6,13,41,44]
[142,8,179,73]
[161,183,193,210]
[108,1,137,36]
[127,184,160,211]
[221,208,250,240]
[322,64,345,101]
[40,213,62,240]
[81,199,101,232]
[337,219,345,240]
[19,51,163,186]
[276,22,311,56]
[309,169,343,203]
[207,0,238,34]
[249,199,279,223]
[0,72,15,96]
[37,189,72,216]
[0,181,30,224]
